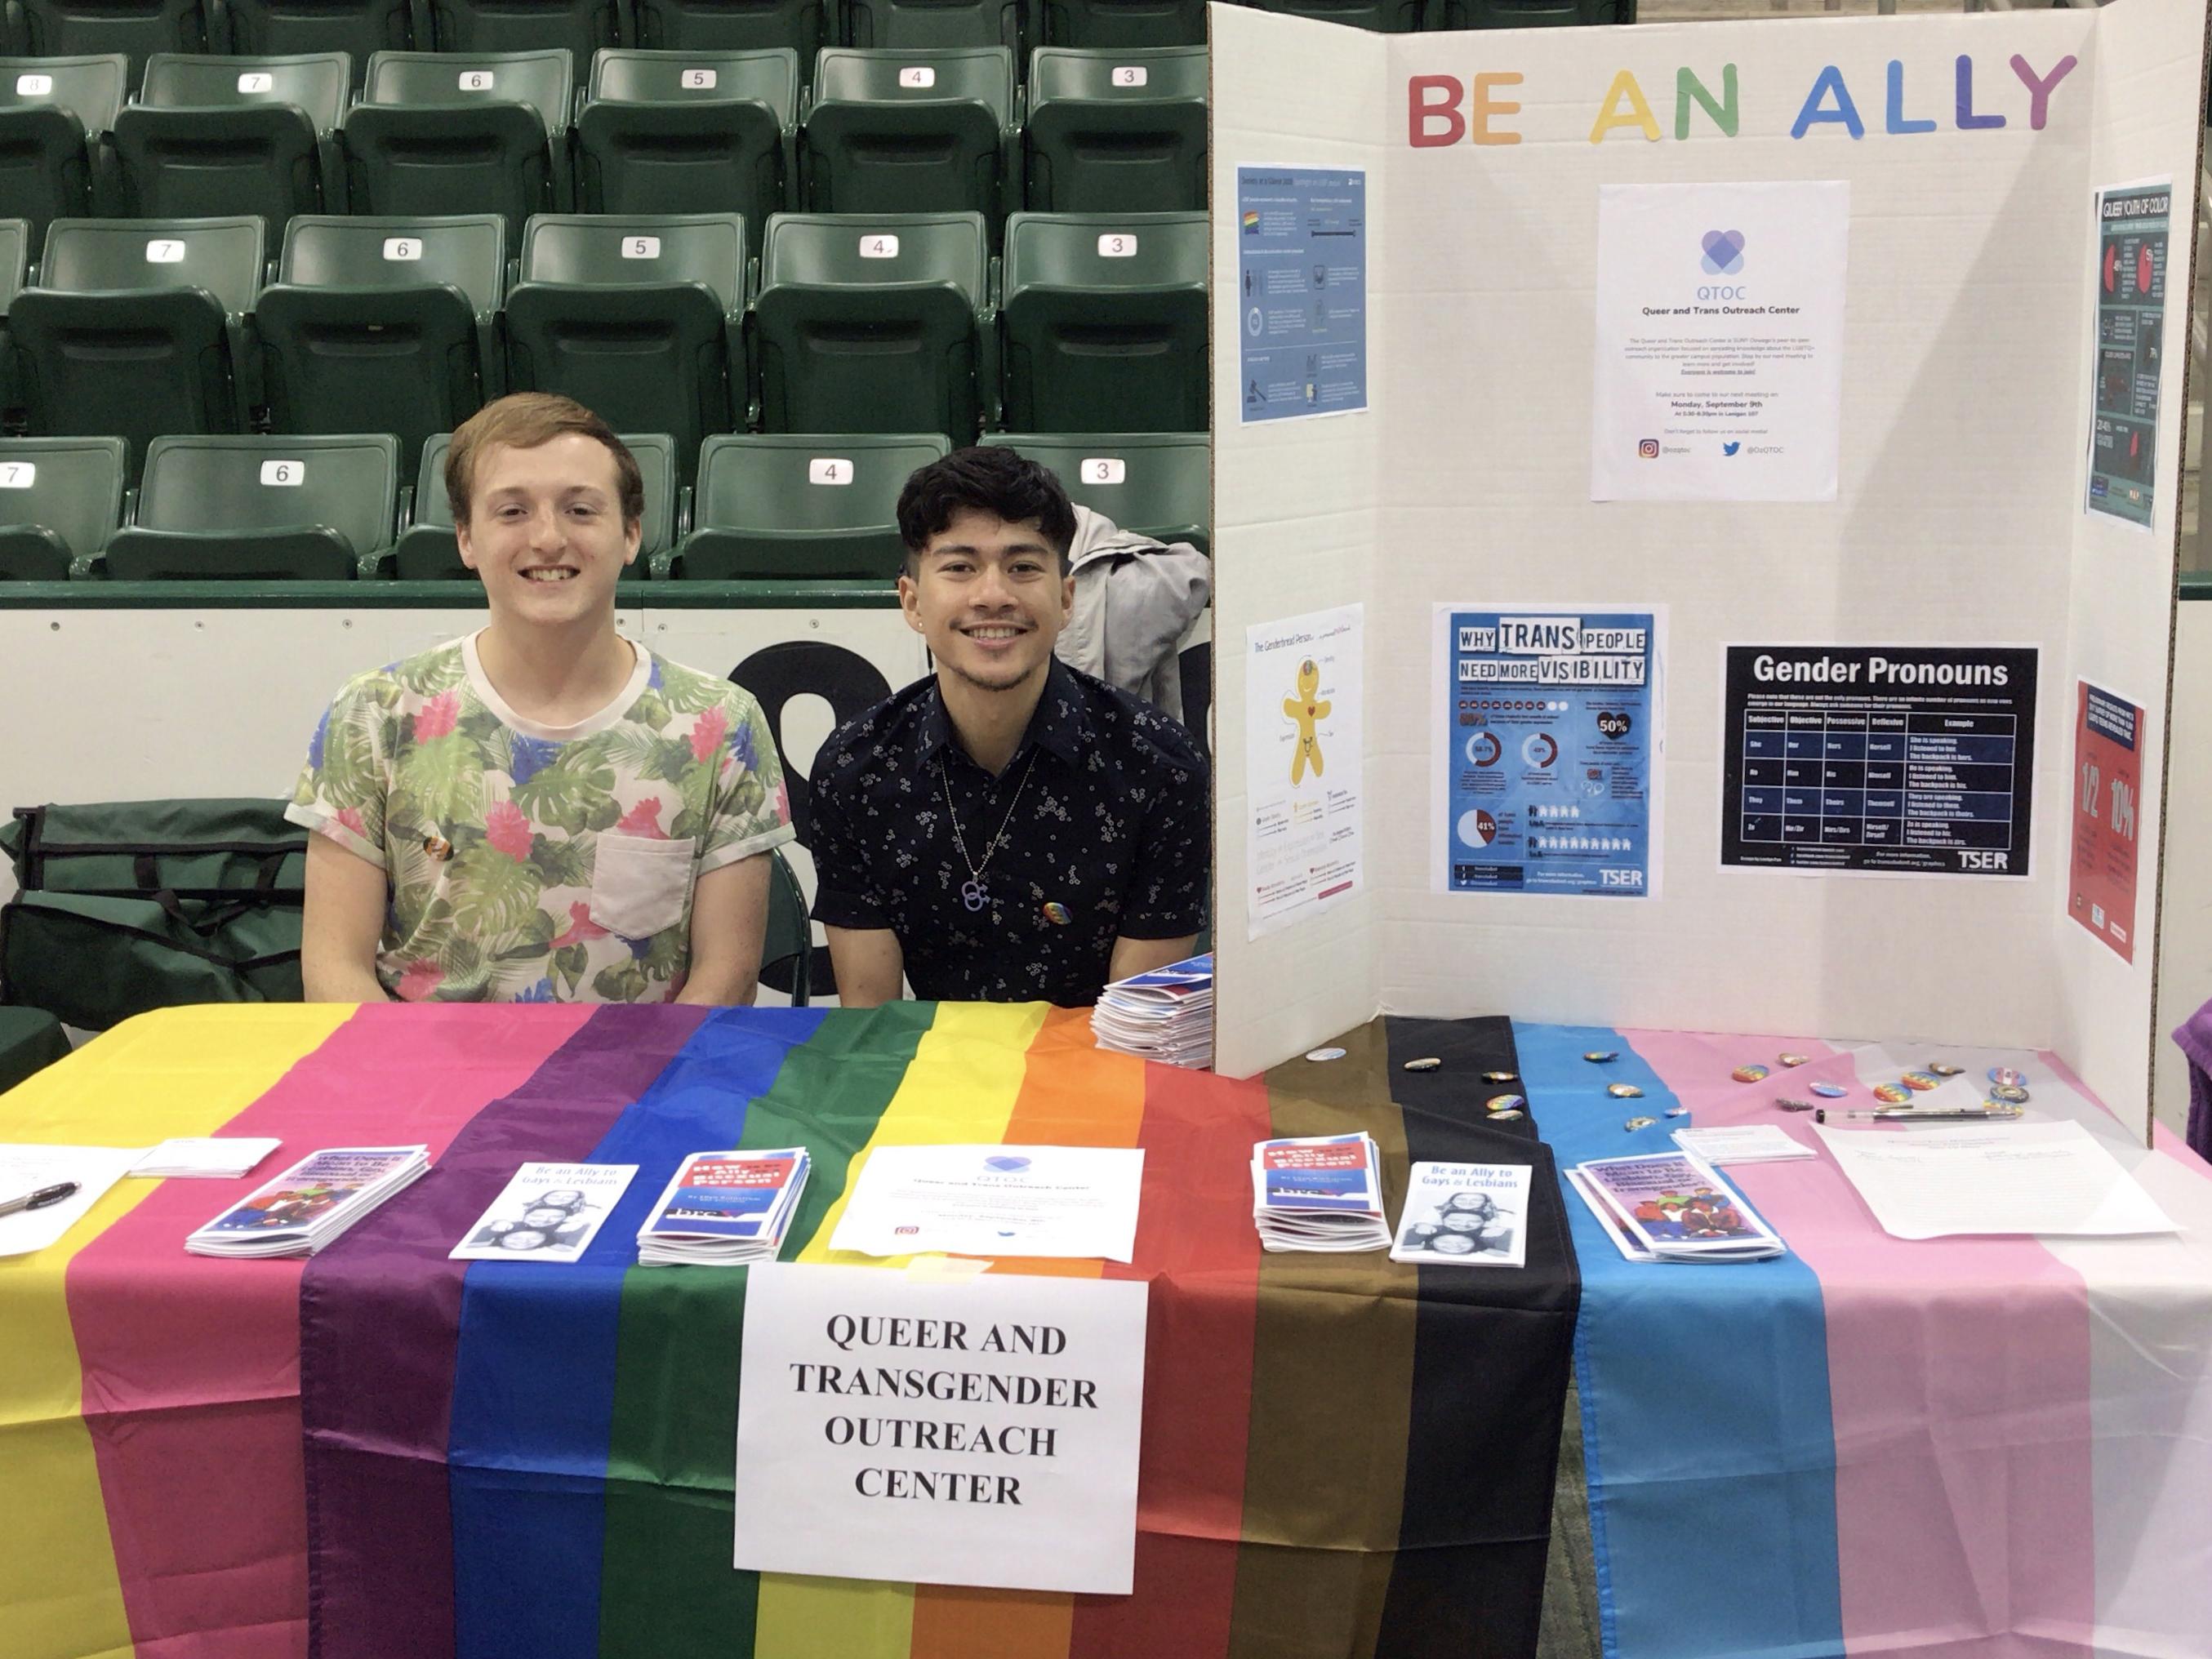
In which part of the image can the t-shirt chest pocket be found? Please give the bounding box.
[590,833,695,939]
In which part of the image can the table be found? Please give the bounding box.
[0,1002,1577,1659]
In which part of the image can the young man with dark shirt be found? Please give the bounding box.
[808,447,1209,1007]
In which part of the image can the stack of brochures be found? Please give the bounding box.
[185,1145,429,1258]
[1566,1150,1785,1263]
[136,1136,282,1179]
[636,1148,812,1265]
[1091,954,1213,1069]
[1251,1132,1389,1252]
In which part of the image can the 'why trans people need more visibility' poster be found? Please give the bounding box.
[1433,607,1665,898]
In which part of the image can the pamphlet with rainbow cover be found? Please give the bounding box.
[185,1145,429,1258]
[1571,1150,1783,1261]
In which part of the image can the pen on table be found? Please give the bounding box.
[1814,1106,2024,1124]
[0,1181,79,1218]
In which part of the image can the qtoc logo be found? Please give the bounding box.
[1636,438,1659,459]
[1700,229,1745,274]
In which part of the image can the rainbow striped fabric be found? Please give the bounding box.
[1,1003,1576,1659]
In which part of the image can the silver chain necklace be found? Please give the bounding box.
[939,749,1038,914]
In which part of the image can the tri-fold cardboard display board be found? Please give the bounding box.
[1208,0,2210,1141]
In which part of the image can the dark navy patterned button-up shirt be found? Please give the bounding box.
[808,658,1209,1007]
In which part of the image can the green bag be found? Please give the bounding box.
[0,800,307,1030]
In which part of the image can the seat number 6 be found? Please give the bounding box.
[260,460,305,487]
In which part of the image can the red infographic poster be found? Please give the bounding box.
[2068,682,2143,963]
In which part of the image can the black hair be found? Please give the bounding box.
[896,447,1078,574]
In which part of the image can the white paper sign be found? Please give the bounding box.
[733,1263,1149,1594]
[829,1144,1145,1261]
[1244,603,1364,938]
[1590,180,1849,502]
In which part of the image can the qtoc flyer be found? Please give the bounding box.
[1432,607,1664,898]
[2067,681,2143,961]
[1590,180,1849,502]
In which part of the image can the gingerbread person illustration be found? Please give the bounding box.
[1284,659,1330,783]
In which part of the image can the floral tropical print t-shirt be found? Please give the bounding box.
[287,632,793,1003]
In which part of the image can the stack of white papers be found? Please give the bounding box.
[1567,1151,1785,1263]
[637,1149,812,1265]
[1390,1160,1533,1267]
[186,1145,429,1258]
[450,1161,638,1261]
[1251,1132,1388,1252]
[135,1137,282,1178]
[1671,1124,1816,1165]
[1091,954,1213,1069]
[1814,1119,2178,1240]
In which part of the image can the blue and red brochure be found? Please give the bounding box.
[636,1148,811,1265]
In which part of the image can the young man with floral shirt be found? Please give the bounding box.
[288,394,794,1004]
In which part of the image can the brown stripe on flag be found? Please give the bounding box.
[1226,1018,1417,1659]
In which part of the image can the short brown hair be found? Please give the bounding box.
[444,393,643,529]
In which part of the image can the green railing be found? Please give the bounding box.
[0,580,900,610]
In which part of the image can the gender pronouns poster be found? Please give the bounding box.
[1245,604,1363,938]
[1590,180,1848,503]
[2067,681,2143,962]
[2086,181,2170,528]
[1237,165,1367,423]
[1431,607,1663,898]
[1720,645,2038,878]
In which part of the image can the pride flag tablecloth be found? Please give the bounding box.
[0,1003,1577,1659]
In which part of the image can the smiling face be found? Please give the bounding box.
[898,507,1074,696]
[456,433,641,625]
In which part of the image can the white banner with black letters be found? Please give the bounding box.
[732,1263,1149,1594]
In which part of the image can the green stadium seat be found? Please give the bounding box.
[0,436,127,579]
[501,211,741,470]
[0,56,127,243]
[343,50,572,241]
[1024,47,1202,213]
[846,0,1020,52]
[98,432,399,580]
[1244,0,1422,29]
[423,0,623,78]
[751,209,990,438]
[632,0,824,60]
[574,47,796,237]
[670,430,946,579]
[394,428,673,579]
[223,0,416,81]
[1432,0,1631,24]
[999,209,1203,432]
[0,216,29,413]
[983,430,1205,551]
[11,216,263,472]
[1035,0,1202,49]
[113,53,349,225]
[256,212,506,460]
[800,47,1015,225]
[16,0,211,85]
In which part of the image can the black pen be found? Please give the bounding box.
[0,1181,79,1218]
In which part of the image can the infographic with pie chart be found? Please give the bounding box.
[2086,180,2169,528]
[1433,606,1664,897]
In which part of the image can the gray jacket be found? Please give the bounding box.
[1054,505,1212,730]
